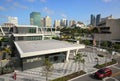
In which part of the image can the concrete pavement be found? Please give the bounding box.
[0,51,112,81]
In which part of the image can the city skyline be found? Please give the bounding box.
[0,0,120,25]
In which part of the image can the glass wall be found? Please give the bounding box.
[48,52,66,63]
[16,36,42,41]
[29,28,36,33]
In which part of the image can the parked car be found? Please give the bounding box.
[94,68,112,79]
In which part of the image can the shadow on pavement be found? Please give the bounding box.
[88,74,101,80]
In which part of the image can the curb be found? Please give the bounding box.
[106,62,118,68]
[68,69,98,81]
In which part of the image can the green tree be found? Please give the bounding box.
[82,40,91,45]
[42,58,54,81]
[4,47,12,60]
[101,41,109,49]
[91,27,99,33]
[113,43,120,51]
[4,47,11,55]
[73,53,83,72]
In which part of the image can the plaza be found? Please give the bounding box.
[0,48,111,81]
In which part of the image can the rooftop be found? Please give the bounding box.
[14,40,85,58]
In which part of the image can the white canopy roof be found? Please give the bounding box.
[14,40,85,58]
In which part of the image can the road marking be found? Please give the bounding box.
[103,77,119,81]
[112,71,120,77]
[112,66,120,70]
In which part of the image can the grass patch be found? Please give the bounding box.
[50,70,86,81]
[94,59,117,69]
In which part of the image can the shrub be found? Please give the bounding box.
[50,70,86,81]
[94,59,117,69]
[2,67,14,74]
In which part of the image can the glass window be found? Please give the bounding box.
[18,37,23,41]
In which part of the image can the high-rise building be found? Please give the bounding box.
[30,12,41,27]
[96,14,101,26]
[69,20,76,27]
[8,16,18,25]
[90,14,96,26]
[44,16,52,27]
[54,20,60,27]
[90,14,101,26]
[60,18,67,27]
[41,18,45,27]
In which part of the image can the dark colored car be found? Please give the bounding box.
[94,68,112,79]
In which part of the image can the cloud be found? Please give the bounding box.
[42,7,54,15]
[13,2,28,9]
[0,6,6,11]
[40,0,47,3]
[26,0,36,2]
[6,0,12,2]
[25,0,46,3]
[61,13,67,18]
[102,0,112,3]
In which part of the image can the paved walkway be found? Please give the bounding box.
[0,52,111,81]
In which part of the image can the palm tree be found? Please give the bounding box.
[4,47,11,55]
[73,53,83,72]
[42,58,54,81]
[4,47,12,60]
[81,59,85,70]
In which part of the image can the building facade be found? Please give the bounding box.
[44,16,52,27]
[54,20,60,28]
[8,16,18,25]
[30,12,41,27]
[94,18,120,42]
[69,20,76,27]
[90,14,96,26]
[90,14,101,26]
[96,14,101,26]
[14,40,85,70]
[60,18,68,27]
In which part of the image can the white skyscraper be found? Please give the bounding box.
[44,16,52,27]
[54,20,60,27]
[8,16,18,25]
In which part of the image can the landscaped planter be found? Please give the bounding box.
[50,70,86,81]
[2,67,14,74]
[94,59,117,69]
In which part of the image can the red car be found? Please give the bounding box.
[94,68,112,79]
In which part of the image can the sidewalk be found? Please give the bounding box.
[0,51,111,81]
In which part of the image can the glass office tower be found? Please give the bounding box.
[30,12,41,27]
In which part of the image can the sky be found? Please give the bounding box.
[0,0,120,25]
